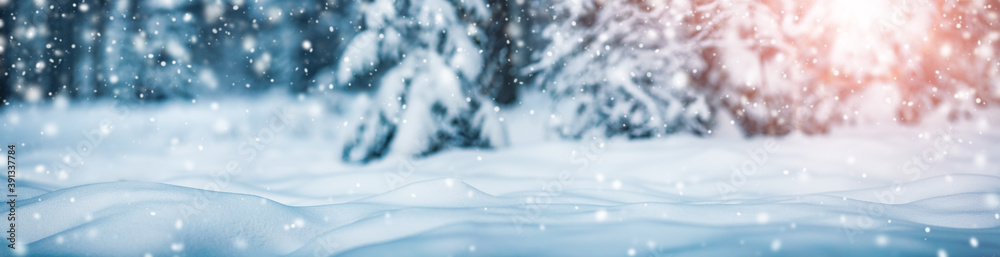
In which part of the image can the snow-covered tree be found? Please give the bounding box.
[134,1,207,100]
[66,1,101,100]
[529,0,712,139]
[241,0,308,93]
[100,0,142,99]
[337,0,505,162]
[693,0,816,135]
[900,0,999,122]
[690,0,950,135]
[692,0,1000,136]
[4,0,54,103]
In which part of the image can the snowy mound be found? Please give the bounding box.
[5,98,1000,256]
[14,176,1000,256]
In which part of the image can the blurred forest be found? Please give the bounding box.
[1,0,998,161]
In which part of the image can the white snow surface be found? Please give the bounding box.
[3,94,999,256]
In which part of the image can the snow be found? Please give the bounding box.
[2,0,999,255]
[5,94,999,256]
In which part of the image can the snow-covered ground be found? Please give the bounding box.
[4,94,999,256]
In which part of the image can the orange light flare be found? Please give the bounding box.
[800,0,943,98]
[820,0,917,80]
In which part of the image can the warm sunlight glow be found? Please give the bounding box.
[814,0,930,83]
[828,0,892,29]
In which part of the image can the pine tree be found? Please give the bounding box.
[5,0,54,103]
[134,1,205,100]
[689,0,977,135]
[337,0,505,162]
[100,0,142,99]
[529,0,712,139]
[901,0,999,122]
